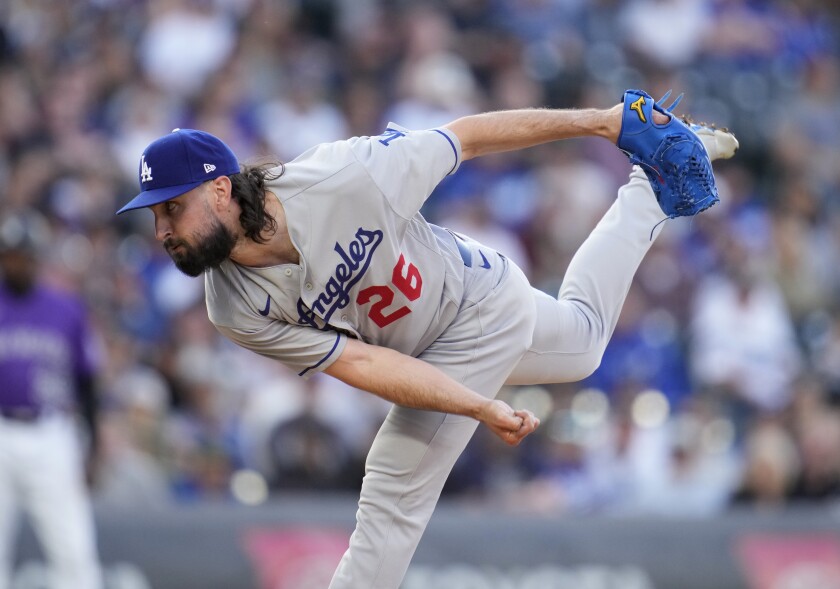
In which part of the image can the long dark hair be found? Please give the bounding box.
[228,161,285,244]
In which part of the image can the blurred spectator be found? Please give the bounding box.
[769,52,840,203]
[574,390,671,515]
[166,377,238,501]
[689,232,801,423]
[385,5,480,129]
[138,0,237,99]
[788,409,840,502]
[620,0,711,71]
[770,174,836,325]
[631,398,739,516]
[96,367,170,508]
[810,306,840,400]
[786,377,840,503]
[256,61,349,162]
[701,0,782,66]
[730,418,800,510]
[265,377,364,492]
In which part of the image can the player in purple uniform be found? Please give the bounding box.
[117,92,737,588]
[0,212,103,589]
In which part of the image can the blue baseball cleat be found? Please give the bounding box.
[617,89,722,219]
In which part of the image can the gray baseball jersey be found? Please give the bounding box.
[205,124,470,376]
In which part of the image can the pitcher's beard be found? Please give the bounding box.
[165,217,236,277]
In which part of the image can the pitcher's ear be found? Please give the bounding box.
[210,176,234,211]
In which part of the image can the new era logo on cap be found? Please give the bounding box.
[117,129,240,215]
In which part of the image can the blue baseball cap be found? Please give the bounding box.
[117,128,240,215]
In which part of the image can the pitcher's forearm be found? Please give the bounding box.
[445,106,622,161]
[325,339,487,419]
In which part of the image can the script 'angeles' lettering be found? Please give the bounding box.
[297,227,383,329]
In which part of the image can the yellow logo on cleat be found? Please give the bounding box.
[630,96,647,123]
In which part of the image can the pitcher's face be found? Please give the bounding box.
[150,182,237,277]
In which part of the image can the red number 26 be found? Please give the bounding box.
[356,254,423,328]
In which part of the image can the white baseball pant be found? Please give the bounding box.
[329,167,665,588]
[0,416,103,589]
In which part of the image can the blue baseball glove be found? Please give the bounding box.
[617,89,719,218]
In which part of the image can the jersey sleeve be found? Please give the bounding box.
[346,123,462,220]
[214,320,348,379]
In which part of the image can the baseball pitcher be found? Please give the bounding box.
[117,89,737,588]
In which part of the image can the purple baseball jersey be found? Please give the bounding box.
[0,284,97,413]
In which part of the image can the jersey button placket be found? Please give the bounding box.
[305,282,313,291]
[284,268,292,277]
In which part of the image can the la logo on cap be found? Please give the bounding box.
[140,155,153,183]
[117,128,240,215]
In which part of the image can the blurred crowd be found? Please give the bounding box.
[1,0,840,516]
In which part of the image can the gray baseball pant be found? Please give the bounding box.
[329,167,665,588]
